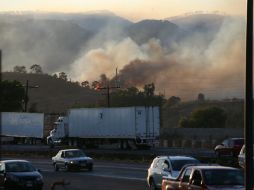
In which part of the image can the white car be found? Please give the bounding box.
[52,149,93,171]
[238,145,254,169]
[147,156,200,190]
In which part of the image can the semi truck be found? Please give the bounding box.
[1,112,44,144]
[47,107,160,149]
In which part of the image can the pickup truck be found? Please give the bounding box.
[161,164,244,190]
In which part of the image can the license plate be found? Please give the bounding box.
[26,181,33,187]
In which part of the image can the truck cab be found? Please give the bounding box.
[47,116,68,146]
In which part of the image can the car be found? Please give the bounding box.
[0,160,43,190]
[214,137,244,157]
[52,149,93,171]
[238,144,254,169]
[147,156,200,190]
[162,165,244,190]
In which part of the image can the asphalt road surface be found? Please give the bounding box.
[3,157,149,190]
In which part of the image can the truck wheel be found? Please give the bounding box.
[54,163,59,171]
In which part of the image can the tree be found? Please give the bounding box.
[30,64,43,74]
[99,74,108,86]
[81,81,90,88]
[178,106,227,128]
[197,93,205,102]
[144,83,155,97]
[59,72,67,81]
[166,96,181,107]
[13,66,27,73]
[91,81,101,90]
[52,73,58,78]
[74,81,80,86]
[0,80,25,112]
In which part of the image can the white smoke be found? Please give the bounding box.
[69,16,245,100]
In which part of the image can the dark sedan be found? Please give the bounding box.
[214,138,244,157]
[0,160,43,190]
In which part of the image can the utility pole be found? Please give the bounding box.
[23,80,39,112]
[0,50,1,80]
[245,0,253,189]
[97,68,120,107]
[98,84,120,107]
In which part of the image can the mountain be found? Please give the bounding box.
[168,13,228,46]
[2,72,103,113]
[0,18,92,72]
[168,13,226,30]
[127,19,184,47]
[68,12,132,32]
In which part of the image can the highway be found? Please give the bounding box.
[1,145,216,190]
[3,157,149,190]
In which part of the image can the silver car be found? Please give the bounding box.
[52,149,93,171]
[238,145,254,169]
[147,155,200,190]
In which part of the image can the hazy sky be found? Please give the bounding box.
[1,0,246,21]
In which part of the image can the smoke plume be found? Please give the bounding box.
[1,13,245,100]
[70,16,245,100]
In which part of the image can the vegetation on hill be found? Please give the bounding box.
[2,72,102,113]
[0,80,25,112]
[162,100,244,129]
[178,106,227,128]
[2,71,244,129]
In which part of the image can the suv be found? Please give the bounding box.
[147,156,200,190]
[214,138,244,157]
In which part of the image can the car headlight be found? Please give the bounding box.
[69,160,77,164]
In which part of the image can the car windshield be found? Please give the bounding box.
[65,150,86,158]
[171,159,199,171]
[204,169,244,185]
[5,162,36,172]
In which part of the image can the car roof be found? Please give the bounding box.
[0,160,30,163]
[187,165,240,170]
[230,138,244,140]
[60,149,82,152]
[168,156,197,160]
[155,155,197,160]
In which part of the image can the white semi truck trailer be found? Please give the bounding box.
[1,112,44,144]
[47,107,160,149]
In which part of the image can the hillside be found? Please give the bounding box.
[2,72,103,113]
[2,72,244,130]
[161,100,244,131]
[127,19,183,46]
